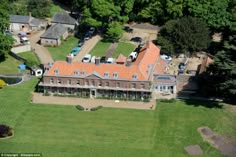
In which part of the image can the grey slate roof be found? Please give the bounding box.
[40,24,67,39]
[10,15,40,26]
[10,15,30,24]
[52,13,77,25]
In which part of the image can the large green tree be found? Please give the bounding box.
[198,30,236,102]
[157,16,210,55]
[27,0,52,18]
[105,22,123,42]
[0,0,13,58]
[186,0,231,29]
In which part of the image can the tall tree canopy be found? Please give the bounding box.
[0,0,13,58]
[27,0,52,18]
[156,16,210,55]
[186,0,231,29]
[199,29,236,103]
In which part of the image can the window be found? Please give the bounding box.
[91,80,95,86]
[98,81,102,87]
[85,80,88,86]
[54,69,59,75]
[131,83,136,89]
[74,70,79,76]
[76,80,80,85]
[113,72,118,78]
[105,82,109,87]
[81,70,86,76]
[116,82,120,88]
[132,74,138,80]
[57,79,61,84]
[104,72,109,77]
[68,80,71,85]
[50,78,54,84]
[141,84,145,89]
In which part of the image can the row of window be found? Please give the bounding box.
[49,79,145,89]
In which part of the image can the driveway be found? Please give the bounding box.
[72,35,101,62]
[29,30,54,64]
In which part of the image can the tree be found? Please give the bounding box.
[198,29,236,102]
[0,79,7,88]
[186,0,231,29]
[156,16,210,55]
[27,0,52,18]
[105,22,123,42]
[0,0,13,58]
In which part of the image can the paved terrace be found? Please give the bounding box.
[32,93,156,110]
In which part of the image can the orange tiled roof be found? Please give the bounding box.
[46,42,165,81]
[116,54,126,63]
[46,61,146,80]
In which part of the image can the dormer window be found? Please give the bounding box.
[74,70,79,76]
[104,72,109,78]
[132,73,138,80]
[81,70,86,76]
[113,72,118,78]
[54,68,59,75]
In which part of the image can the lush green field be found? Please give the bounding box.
[112,42,136,58]
[0,79,235,157]
[47,36,78,61]
[89,41,111,56]
[0,55,22,74]
[18,51,40,66]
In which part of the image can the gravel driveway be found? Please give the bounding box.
[29,31,54,64]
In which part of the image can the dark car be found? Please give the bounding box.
[131,37,142,43]
[78,40,84,47]
[124,26,133,33]
[100,56,106,63]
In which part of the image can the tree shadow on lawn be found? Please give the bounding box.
[182,99,223,109]
[0,55,6,63]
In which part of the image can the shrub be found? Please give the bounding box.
[43,90,50,96]
[0,124,12,138]
[76,105,84,111]
[0,79,6,88]
[158,98,176,103]
[90,106,103,111]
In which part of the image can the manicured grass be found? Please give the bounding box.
[47,36,78,61]
[0,79,235,157]
[18,51,40,66]
[50,3,64,16]
[0,55,22,74]
[112,42,136,58]
[89,41,112,56]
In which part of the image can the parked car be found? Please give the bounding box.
[129,51,138,61]
[131,37,142,43]
[100,56,106,63]
[106,58,114,64]
[90,56,96,63]
[71,47,81,56]
[78,40,84,47]
[84,32,91,40]
[82,54,92,62]
[88,27,95,35]
[20,36,29,44]
[18,32,27,37]
[160,54,172,61]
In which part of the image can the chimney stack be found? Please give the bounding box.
[66,54,73,64]
[126,58,132,67]
[95,56,100,65]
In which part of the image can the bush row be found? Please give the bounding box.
[90,106,103,111]
[75,105,84,111]
[157,98,176,103]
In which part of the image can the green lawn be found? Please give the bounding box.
[0,79,235,157]
[18,51,40,66]
[47,36,78,61]
[112,42,136,58]
[0,55,22,74]
[89,41,112,56]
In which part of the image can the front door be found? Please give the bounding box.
[90,89,96,98]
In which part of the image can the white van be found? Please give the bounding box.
[82,54,92,63]
[106,58,114,64]
[129,52,138,61]
[90,56,96,63]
